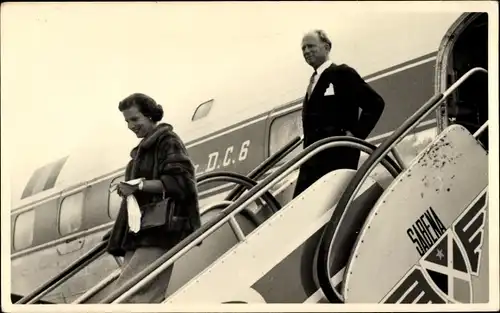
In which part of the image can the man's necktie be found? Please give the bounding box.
[306,71,317,99]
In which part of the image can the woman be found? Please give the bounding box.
[106,92,201,303]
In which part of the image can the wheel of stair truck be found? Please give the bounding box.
[315,67,488,303]
[295,138,403,302]
[196,171,282,227]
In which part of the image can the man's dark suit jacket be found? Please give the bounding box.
[294,63,385,197]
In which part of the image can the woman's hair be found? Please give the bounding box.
[118,93,164,122]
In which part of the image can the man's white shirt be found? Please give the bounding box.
[309,59,333,94]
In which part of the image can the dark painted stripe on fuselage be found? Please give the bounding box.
[363,52,437,81]
[197,114,438,200]
[368,58,437,136]
[190,118,267,193]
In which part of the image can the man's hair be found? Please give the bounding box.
[313,29,332,51]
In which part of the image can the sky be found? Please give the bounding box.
[0,2,357,190]
[0,1,493,205]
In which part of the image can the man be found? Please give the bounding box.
[293,30,385,198]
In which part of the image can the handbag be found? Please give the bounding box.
[139,191,188,232]
[138,144,189,232]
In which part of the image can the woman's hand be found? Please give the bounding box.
[117,182,139,197]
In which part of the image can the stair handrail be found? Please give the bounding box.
[99,136,402,303]
[196,171,282,213]
[223,136,303,201]
[315,67,488,303]
[473,120,488,139]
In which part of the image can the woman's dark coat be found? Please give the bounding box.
[106,123,201,257]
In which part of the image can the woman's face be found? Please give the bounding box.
[122,106,155,138]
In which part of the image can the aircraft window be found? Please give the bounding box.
[108,176,125,220]
[13,210,35,250]
[268,109,303,165]
[59,192,84,236]
[192,99,214,121]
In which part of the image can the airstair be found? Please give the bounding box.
[14,67,489,304]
